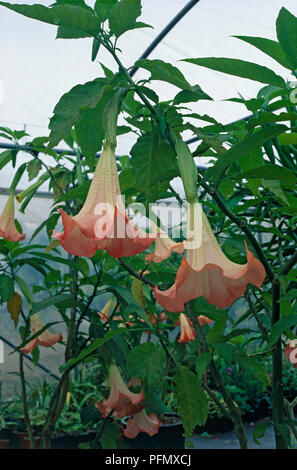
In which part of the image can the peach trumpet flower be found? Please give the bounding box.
[53,142,156,258]
[178,313,195,343]
[145,223,184,263]
[177,313,212,343]
[21,313,63,354]
[96,364,144,419]
[155,203,266,311]
[98,297,116,322]
[123,410,162,439]
[0,193,25,242]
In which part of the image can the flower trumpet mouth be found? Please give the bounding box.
[155,202,266,311]
[53,142,156,258]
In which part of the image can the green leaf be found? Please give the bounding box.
[0,274,14,303]
[127,343,166,391]
[91,37,101,61]
[0,2,100,37]
[136,59,193,91]
[261,179,288,205]
[241,164,297,188]
[268,314,297,346]
[109,0,141,38]
[48,78,107,148]
[130,131,178,203]
[14,275,34,306]
[196,353,212,379]
[100,422,120,449]
[173,85,212,104]
[30,294,75,314]
[174,366,208,437]
[247,112,297,130]
[234,36,295,70]
[183,57,285,87]
[252,421,272,445]
[276,7,297,69]
[94,0,117,23]
[75,88,113,170]
[206,124,287,181]
[213,343,234,363]
[54,0,94,39]
[232,351,270,386]
[0,150,14,170]
[61,328,137,371]
[80,405,102,426]
[279,133,297,145]
[27,159,42,181]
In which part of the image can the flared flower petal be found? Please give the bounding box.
[178,313,195,343]
[96,364,144,418]
[0,194,25,242]
[53,143,155,258]
[21,313,62,354]
[145,225,184,263]
[155,203,266,311]
[123,410,162,439]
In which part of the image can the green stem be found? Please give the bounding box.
[19,316,35,449]
[271,279,287,449]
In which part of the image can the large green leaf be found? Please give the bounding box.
[241,164,297,188]
[95,0,117,23]
[183,57,285,87]
[268,314,297,346]
[130,131,178,203]
[0,150,14,170]
[127,343,166,391]
[247,112,297,130]
[135,59,193,91]
[61,328,147,371]
[0,274,14,303]
[54,0,94,38]
[48,79,107,148]
[109,0,141,37]
[174,366,208,437]
[206,124,287,181]
[75,88,113,170]
[279,133,297,145]
[30,294,75,314]
[0,2,100,36]
[232,351,270,386]
[276,7,297,69]
[234,36,295,70]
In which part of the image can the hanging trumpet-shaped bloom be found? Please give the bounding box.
[155,202,266,311]
[123,410,162,439]
[98,297,116,322]
[53,142,156,258]
[178,313,195,343]
[0,193,25,242]
[176,313,212,343]
[145,224,184,263]
[21,313,63,354]
[96,364,144,418]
